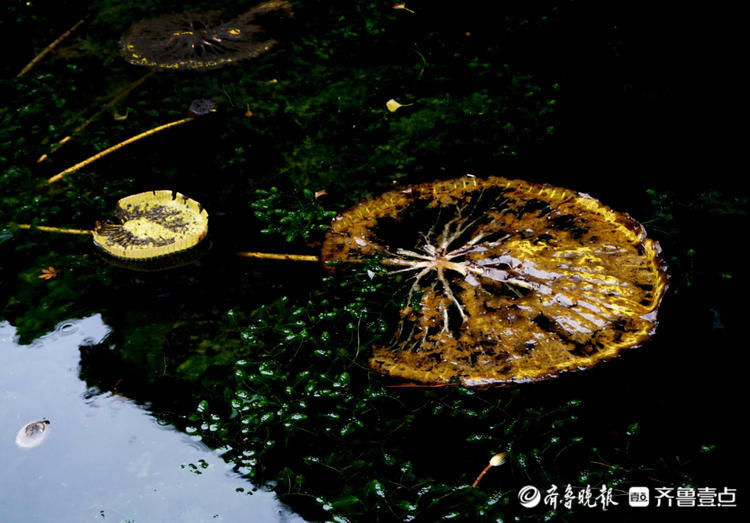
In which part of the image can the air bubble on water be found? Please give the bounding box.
[56,321,78,336]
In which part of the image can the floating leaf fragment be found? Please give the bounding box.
[112,109,129,121]
[38,266,58,280]
[15,420,50,448]
[188,98,218,117]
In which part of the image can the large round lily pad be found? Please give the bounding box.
[321,176,668,387]
[93,190,208,260]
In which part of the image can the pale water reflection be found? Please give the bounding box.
[0,315,305,522]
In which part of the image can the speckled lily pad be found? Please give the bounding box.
[322,176,668,387]
[92,190,208,260]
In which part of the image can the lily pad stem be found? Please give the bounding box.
[236,251,320,262]
[15,224,92,235]
[47,117,194,184]
[17,18,86,78]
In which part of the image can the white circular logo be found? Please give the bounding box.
[518,485,541,508]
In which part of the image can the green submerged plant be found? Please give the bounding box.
[187,259,700,522]
[251,186,337,243]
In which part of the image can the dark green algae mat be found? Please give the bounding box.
[1,0,746,521]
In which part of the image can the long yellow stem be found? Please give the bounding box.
[47,117,194,184]
[235,252,408,266]
[237,251,420,265]
[236,251,320,262]
[16,224,91,235]
[38,70,156,163]
[17,18,86,78]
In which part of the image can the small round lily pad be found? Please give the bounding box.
[93,190,208,260]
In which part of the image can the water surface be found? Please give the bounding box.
[0,315,303,522]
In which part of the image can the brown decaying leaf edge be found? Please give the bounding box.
[321,176,669,388]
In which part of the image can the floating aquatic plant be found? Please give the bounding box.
[120,0,293,71]
[320,176,668,386]
[16,190,208,269]
[92,190,208,260]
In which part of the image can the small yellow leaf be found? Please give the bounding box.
[393,3,415,13]
[489,453,507,467]
[38,266,58,280]
[386,98,412,112]
[113,109,129,121]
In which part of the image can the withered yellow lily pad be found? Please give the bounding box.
[321,176,668,387]
[120,1,292,71]
[93,190,208,260]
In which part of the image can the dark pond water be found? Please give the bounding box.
[1,1,746,521]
